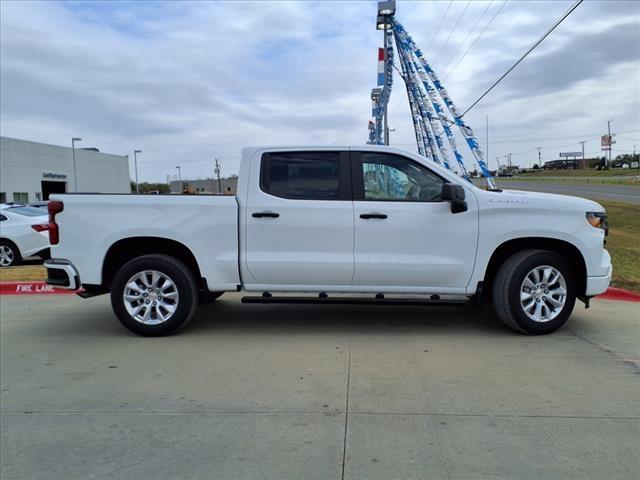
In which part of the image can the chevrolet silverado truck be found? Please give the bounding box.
[44,146,611,336]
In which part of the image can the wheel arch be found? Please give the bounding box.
[102,237,203,289]
[483,237,587,297]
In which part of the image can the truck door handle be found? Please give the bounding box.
[252,212,280,218]
[360,213,387,219]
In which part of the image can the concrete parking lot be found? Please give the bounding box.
[1,293,639,480]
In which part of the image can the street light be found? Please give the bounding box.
[378,0,396,15]
[376,15,392,30]
[71,137,82,191]
[133,150,142,194]
[376,0,394,145]
[376,0,395,29]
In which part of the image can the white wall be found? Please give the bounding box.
[0,137,131,202]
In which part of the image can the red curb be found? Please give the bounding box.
[0,281,78,295]
[597,287,640,302]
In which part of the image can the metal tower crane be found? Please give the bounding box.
[366,1,496,189]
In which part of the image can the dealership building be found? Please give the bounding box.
[0,136,131,203]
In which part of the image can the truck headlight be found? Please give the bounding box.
[586,212,608,236]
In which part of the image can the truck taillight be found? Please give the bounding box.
[48,200,64,245]
[31,223,49,232]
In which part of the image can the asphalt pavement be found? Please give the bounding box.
[494,180,640,204]
[1,293,639,479]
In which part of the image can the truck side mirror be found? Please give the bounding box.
[441,183,468,214]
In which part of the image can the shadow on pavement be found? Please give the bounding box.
[4,294,517,338]
[186,299,510,337]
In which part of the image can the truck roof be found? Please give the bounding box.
[241,144,419,159]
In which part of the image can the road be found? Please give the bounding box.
[494,180,640,204]
[1,293,639,480]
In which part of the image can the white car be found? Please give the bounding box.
[45,145,611,336]
[0,205,51,267]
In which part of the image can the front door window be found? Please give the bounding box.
[359,153,444,202]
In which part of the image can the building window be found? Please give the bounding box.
[13,192,29,203]
[0,192,6,203]
[35,192,42,201]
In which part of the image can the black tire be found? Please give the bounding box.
[110,254,198,336]
[200,291,224,303]
[0,240,22,267]
[492,249,576,335]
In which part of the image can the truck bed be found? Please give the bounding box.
[50,194,240,290]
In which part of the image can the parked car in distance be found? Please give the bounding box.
[0,206,51,267]
[45,145,611,337]
[28,201,50,210]
[0,203,26,209]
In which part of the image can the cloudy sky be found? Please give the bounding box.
[1,0,639,182]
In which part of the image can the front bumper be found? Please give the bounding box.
[44,259,80,290]
[585,250,612,296]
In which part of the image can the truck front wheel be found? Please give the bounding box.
[110,254,198,336]
[492,249,576,335]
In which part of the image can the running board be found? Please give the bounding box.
[241,295,467,307]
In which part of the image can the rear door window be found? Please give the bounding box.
[260,151,350,200]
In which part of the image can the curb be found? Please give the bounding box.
[1,281,639,301]
[597,287,640,302]
[0,281,78,295]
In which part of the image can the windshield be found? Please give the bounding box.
[6,206,48,217]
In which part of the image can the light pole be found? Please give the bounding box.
[377,1,395,146]
[133,150,142,194]
[175,166,182,192]
[214,158,222,193]
[607,120,611,168]
[71,137,82,191]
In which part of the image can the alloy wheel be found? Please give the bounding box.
[0,245,15,267]
[520,265,567,322]
[123,270,180,325]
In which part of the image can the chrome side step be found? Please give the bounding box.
[241,295,467,307]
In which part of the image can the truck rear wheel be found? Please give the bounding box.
[110,254,198,336]
[492,249,576,335]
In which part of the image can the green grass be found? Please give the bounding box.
[0,265,46,282]
[598,201,640,293]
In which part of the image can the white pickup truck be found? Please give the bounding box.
[45,146,611,336]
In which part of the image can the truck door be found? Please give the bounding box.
[351,151,478,290]
[243,150,354,288]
